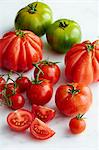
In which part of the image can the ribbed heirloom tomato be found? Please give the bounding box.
[65,40,99,84]
[0,30,42,72]
[55,83,92,116]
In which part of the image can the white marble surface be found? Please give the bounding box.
[0,0,99,150]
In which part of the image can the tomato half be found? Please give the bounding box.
[34,60,60,85]
[55,83,92,116]
[27,79,53,105]
[7,109,33,132]
[32,104,55,122]
[30,118,55,140]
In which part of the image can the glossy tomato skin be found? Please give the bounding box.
[16,76,31,92]
[27,79,53,105]
[7,109,33,132]
[55,83,92,117]
[0,77,6,89]
[15,2,53,36]
[8,94,25,110]
[46,19,81,53]
[34,63,60,85]
[69,117,86,134]
[32,104,55,122]
[6,83,20,96]
[0,30,42,72]
[30,118,55,140]
[65,40,99,84]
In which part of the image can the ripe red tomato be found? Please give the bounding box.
[6,83,20,96]
[7,109,33,132]
[69,114,86,134]
[32,104,55,122]
[27,79,53,105]
[30,118,55,140]
[0,30,43,72]
[65,40,99,85]
[55,83,92,116]
[7,93,25,110]
[34,60,60,85]
[0,76,6,89]
[16,76,30,92]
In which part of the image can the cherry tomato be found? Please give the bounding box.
[7,94,25,110]
[32,104,55,122]
[6,83,20,96]
[0,76,6,89]
[30,118,55,140]
[34,60,60,85]
[7,109,33,132]
[16,76,30,92]
[55,83,92,116]
[69,114,86,134]
[27,79,53,105]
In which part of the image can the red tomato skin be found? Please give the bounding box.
[69,117,86,134]
[55,83,92,117]
[9,94,25,110]
[34,63,60,85]
[7,109,33,132]
[6,83,20,96]
[32,104,55,122]
[16,76,31,92]
[0,77,6,89]
[30,118,55,140]
[27,79,53,105]
[65,40,99,85]
[0,30,42,72]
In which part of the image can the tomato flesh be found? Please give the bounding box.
[7,109,33,132]
[32,104,55,122]
[30,118,55,140]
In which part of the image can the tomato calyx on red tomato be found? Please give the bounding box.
[15,30,25,38]
[67,84,80,95]
[76,114,84,120]
[83,40,94,52]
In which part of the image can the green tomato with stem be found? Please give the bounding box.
[46,19,81,53]
[15,2,53,36]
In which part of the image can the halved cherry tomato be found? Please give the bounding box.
[7,94,25,110]
[32,104,55,122]
[30,118,55,140]
[6,83,20,96]
[69,114,86,134]
[7,109,33,132]
[34,60,60,85]
[0,76,6,89]
[16,76,31,92]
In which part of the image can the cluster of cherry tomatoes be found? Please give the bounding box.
[0,60,92,140]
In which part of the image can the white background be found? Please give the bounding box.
[0,0,99,150]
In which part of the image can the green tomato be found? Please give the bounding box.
[46,19,81,53]
[15,2,53,36]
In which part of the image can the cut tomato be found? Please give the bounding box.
[32,104,55,122]
[7,109,34,132]
[30,118,55,140]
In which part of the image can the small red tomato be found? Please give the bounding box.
[32,104,55,122]
[30,118,55,140]
[6,83,20,96]
[16,76,30,92]
[7,109,33,132]
[27,79,53,105]
[0,76,6,89]
[7,93,25,110]
[69,114,86,134]
[34,60,60,85]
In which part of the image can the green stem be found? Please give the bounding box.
[28,3,37,14]
[86,43,94,52]
[76,114,85,120]
[16,30,25,38]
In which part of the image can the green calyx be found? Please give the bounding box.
[36,60,60,66]
[16,30,25,38]
[28,3,37,14]
[76,114,84,120]
[59,21,68,30]
[67,84,80,95]
[86,43,94,52]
